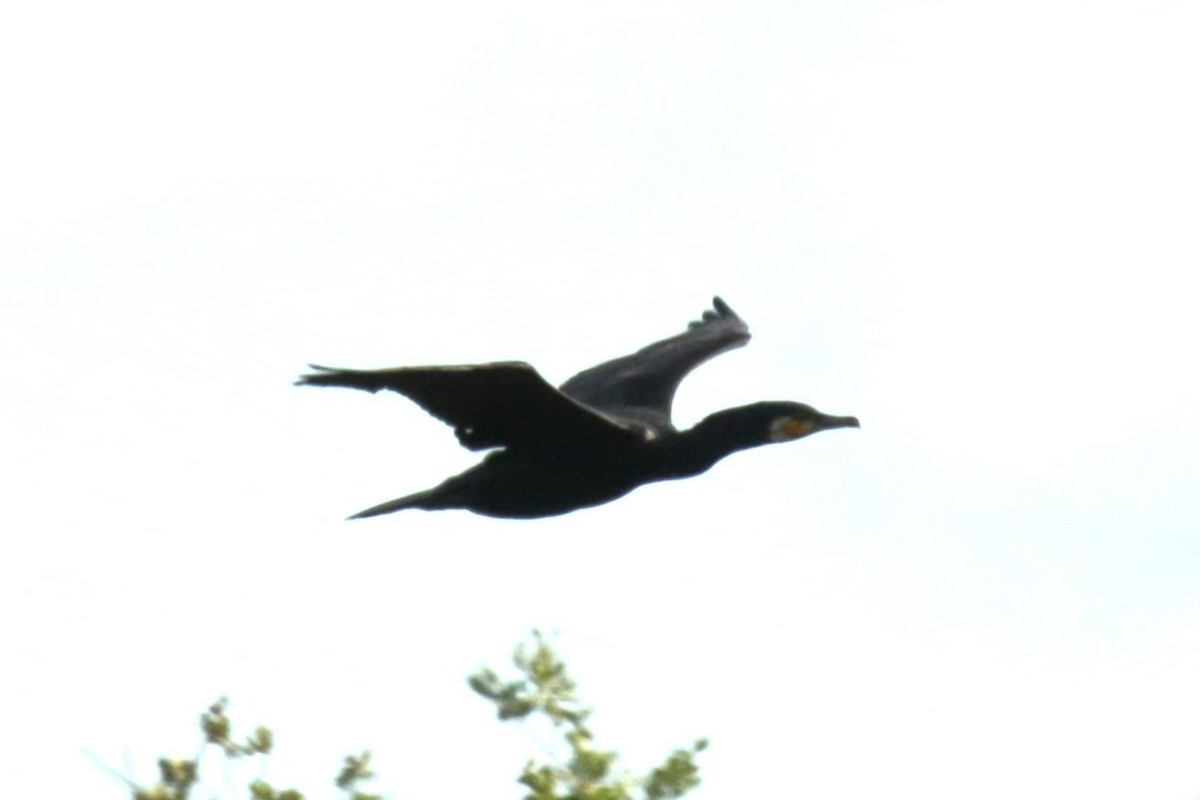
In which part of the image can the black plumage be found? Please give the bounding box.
[297,297,858,519]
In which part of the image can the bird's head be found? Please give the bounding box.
[764,401,861,442]
[682,400,859,464]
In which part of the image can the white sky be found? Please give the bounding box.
[3,1,1199,798]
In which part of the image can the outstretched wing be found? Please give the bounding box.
[296,361,645,451]
[558,297,751,430]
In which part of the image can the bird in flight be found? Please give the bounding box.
[297,297,858,519]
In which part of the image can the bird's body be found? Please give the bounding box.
[368,440,652,519]
[298,298,858,519]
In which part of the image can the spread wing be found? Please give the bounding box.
[296,361,646,451]
[558,297,751,430]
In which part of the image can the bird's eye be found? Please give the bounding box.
[770,416,813,442]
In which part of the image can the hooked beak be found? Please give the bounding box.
[817,413,860,431]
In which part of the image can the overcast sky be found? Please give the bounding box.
[3,1,1199,798]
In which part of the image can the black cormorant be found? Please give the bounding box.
[297,297,858,519]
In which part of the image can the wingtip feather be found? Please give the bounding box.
[689,296,742,329]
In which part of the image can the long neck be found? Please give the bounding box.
[655,406,771,478]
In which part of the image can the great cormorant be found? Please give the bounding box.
[297,297,858,519]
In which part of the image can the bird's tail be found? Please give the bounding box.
[347,479,469,519]
[348,490,436,519]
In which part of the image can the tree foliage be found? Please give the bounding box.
[469,631,707,800]
[108,634,704,800]
[108,697,379,800]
